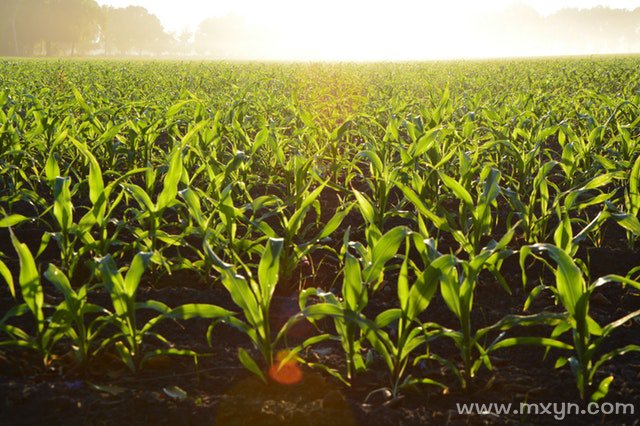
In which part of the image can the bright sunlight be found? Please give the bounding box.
[90,0,640,60]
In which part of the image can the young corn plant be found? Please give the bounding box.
[50,176,80,276]
[0,231,68,367]
[520,242,640,401]
[298,226,408,381]
[606,153,640,248]
[352,149,399,231]
[43,147,142,277]
[122,146,184,258]
[97,252,233,372]
[421,228,563,388]
[502,160,559,243]
[179,150,255,268]
[252,182,352,292]
[206,237,292,382]
[362,244,448,399]
[298,252,368,382]
[421,230,571,389]
[69,138,146,258]
[42,264,110,367]
[438,166,502,256]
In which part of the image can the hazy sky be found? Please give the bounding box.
[97,0,640,33]
[96,0,640,59]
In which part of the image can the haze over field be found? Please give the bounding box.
[2,0,640,59]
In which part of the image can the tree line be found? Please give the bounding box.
[472,5,640,57]
[0,0,173,56]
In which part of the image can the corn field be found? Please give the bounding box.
[0,57,639,425]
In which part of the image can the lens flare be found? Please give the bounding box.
[268,351,303,385]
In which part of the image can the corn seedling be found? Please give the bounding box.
[97,252,233,372]
[521,243,640,401]
[207,237,293,382]
[0,231,68,366]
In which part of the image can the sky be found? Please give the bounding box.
[96,0,640,59]
[97,0,640,33]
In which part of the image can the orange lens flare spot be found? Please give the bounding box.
[268,351,303,385]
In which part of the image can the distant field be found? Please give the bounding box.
[0,57,639,425]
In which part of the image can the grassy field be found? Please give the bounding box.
[0,57,639,424]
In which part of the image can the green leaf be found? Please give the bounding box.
[238,348,266,383]
[136,300,170,314]
[363,226,407,285]
[85,149,104,205]
[53,177,73,231]
[219,269,260,326]
[600,307,640,337]
[331,120,351,141]
[554,215,573,253]
[364,328,393,372]
[403,376,447,390]
[480,168,501,204]
[396,255,409,308]
[258,237,284,300]
[45,152,60,183]
[359,150,384,175]
[439,172,473,207]
[490,337,573,352]
[610,212,640,236]
[630,154,640,215]
[406,256,447,320]
[560,142,575,176]
[44,264,75,301]
[396,182,448,230]
[124,252,153,297]
[10,231,43,329]
[123,183,156,213]
[343,252,364,311]
[307,362,350,386]
[115,341,136,372]
[97,255,128,317]
[375,308,402,328]
[353,189,375,226]
[437,258,462,319]
[156,149,184,211]
[252,128,270,154]
[165,303,235,320]
[591,376,613,402]
[72,86,93,113]
[185,120,211,146]
[179,187,204,227]
[0,214,29,228]
[530,244,585,315]
[0,259,15,298]
[287,183,326,235]
[555,357,569,369]
[591,345,640,382]
[315,204,352,241]
[70,138,104,205]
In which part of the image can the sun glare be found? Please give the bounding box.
[20,0,640,59]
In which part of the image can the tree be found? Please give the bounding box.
[103,6,171,55]
[0,0,101,56]
[177,28,193,56]
[0,0,20,56]
[47,0,102,55]
[194,15,253,58]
